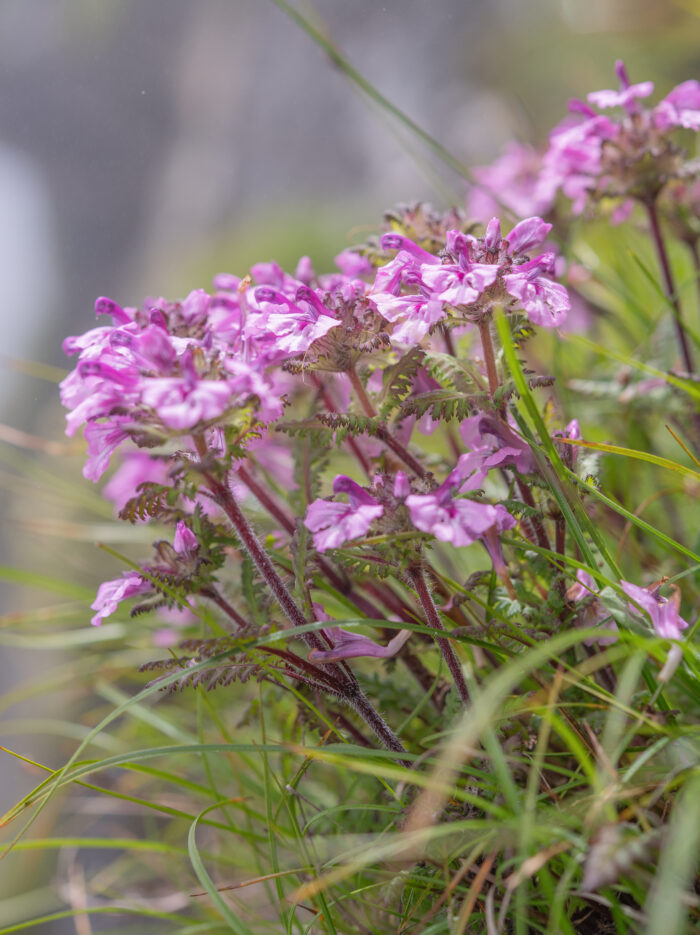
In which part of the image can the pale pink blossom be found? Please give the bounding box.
[304,476,384,552]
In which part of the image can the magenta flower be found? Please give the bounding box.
[504,254,570,327]
[621,580,689,640]
[103,451,170,513]
[566,569,619,645]
[173,521,199,559]
[304,475,384,552]
[83,417,132,481]
[370,239,445,344]
[654,79,700,131]
[372,217,568,341]
[90,572,150,627]
[250,285,340,357]
[308,626,411,663]
[459,412,536,475]
[405,471,515,548]
[334,249,373,277]
[539,113,618,214]
[140,376,236,430]
[587,61,654,113]
[540,62,700,216]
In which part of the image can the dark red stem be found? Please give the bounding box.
[647,201,695,375]
[409,565,470,706]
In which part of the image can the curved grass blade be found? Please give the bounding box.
[188,801,258,934]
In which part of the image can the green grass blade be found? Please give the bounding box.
[644,774,700,935]
[188,801,257,934]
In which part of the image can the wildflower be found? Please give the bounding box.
[62,279,285,482]
[371,216,568,343]
[250,285,340,357]
[90,572,150,627]
[308,627,411,663]
[459,412,536,475]
[102,451,170,513]
[621,580,689,640]
[566,569,619,644]
[405,469,515,548]
[173,521,199,559]
[540,61,700,216]
[653,79,700,131]
[304,475,384,552]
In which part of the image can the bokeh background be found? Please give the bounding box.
[0,0,698,928]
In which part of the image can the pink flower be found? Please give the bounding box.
[587,61,654,113]
[405,471,515,548]
[503,216,552,254]
[103,452,170,513]
[140,376,235,430]
[309,627,411,663]
[371,218,568,340]
[621,580,689,640]
[304,476,384,552]
[459,412,536,475]
[250,285,340,357]
[504,254,570,327]
[566,569,619,645]
[90,572,150,626]
[83,417,132,481]
[540,62,700,216]
[173,521,198,558]
[654,80,700,131]
[334,249,372,277]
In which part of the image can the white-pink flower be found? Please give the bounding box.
[90,572,150,627]
[304,476,383,552]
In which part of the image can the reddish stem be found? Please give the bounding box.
[197,455,407,758]
[199,586,249,629]
[516,479,551,553]
[312,375,372,478]
[647,201,694,374]
[409,566,470,706]
[347,366,428,479]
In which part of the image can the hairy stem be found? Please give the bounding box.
[647,201,695,375]
[203,469,326,650]
[478,316,500,398]
[197,455,407,758]
[199,586,249,629]
[237,464,296,534]
[236,463,393,621]
[516,479,551,553]
[312,375,372,477]
[347,366,428,479]
[409,565,470,705]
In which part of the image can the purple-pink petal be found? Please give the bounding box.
[308,626,411,663]
[621,580,689,640]
[504,268,569,328]
[174,521,198,557]
[505,217,552,255]
[90,572,150,626]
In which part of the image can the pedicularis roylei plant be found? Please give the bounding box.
[20,61,699,933]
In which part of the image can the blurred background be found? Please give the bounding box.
[0,0,698,927]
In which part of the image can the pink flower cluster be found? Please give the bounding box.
[61,256,372,481]
[468,62,700,221]
[305,447,515,557]
[372,216,569,343]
